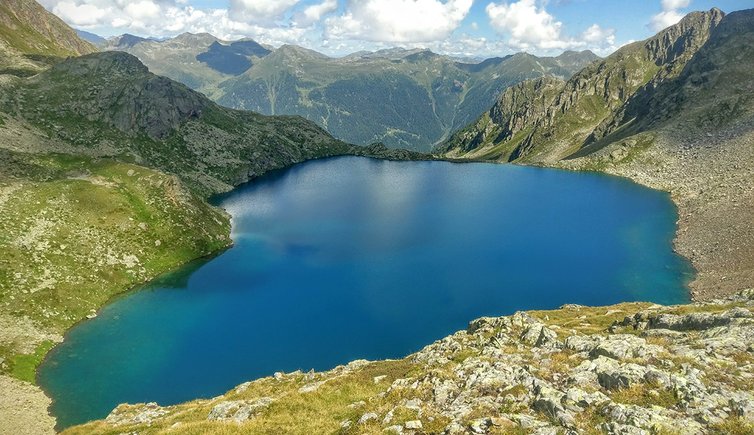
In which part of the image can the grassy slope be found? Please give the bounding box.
[0,150,231,382]
[0,0,96,76]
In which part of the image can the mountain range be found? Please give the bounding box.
[106,33,598,151]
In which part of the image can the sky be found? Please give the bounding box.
[40,0,750,57]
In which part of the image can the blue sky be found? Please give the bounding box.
[40,0,750,57]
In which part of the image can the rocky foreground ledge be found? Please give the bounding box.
[68,291,754,435]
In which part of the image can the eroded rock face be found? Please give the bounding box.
[105,402,169,426]
[206,397,274,422]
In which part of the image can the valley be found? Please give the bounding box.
[109,35,596,151]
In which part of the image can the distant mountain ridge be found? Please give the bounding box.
[108,34,598,150]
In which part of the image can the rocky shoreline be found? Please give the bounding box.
[68,290,754,434]
[556,119,754,301]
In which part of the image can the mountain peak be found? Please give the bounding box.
[49,51,149,77]
[275,44,330,60]
[110,33,149,48]
[170,32,219,45]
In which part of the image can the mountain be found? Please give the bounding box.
[102,33,274,96]
[196,39,271,75]
[103,32,236,95]
[108,34,597,151]
[0,0,96,75]
[439,9,725,162]
[107,33,151,49]
[68,289,754,434]
[440,8,754,300]
[75,29,106,47]
[215,48,598,151]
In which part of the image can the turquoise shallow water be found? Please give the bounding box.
[38,157,693,428]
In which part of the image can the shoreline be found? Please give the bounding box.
[36,154,702,432]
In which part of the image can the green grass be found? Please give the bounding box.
[0,152,232,383]
[610,383,680,409]
[8,340,55,383]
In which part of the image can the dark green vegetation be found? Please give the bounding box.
[114,36,597,150]
[0,0,96,76]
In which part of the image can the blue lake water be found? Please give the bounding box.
[38,157,693,428]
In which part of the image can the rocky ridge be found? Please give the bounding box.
[68,290,754,434]
[440,8,725,162]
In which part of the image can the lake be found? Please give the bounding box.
[38,157,693,428]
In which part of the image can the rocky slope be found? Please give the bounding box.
[440,8,725,162]
[0,0,96,76]
[67,289,754,434]
[440,8,754,301]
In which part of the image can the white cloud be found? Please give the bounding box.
[228,0,301,24]
[325,0,473,42]
[581,24,614,46]
[486,0,617,54]
[52,1,109,26]
[661,0,690,10]
[486,0,565,49]
[123,0,160,20]
[649,0,691,32]
[294,0,338,27]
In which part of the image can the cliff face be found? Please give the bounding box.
[441,8,725,163]
[67,290,754,434]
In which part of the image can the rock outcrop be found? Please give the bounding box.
[69,290,754,434]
